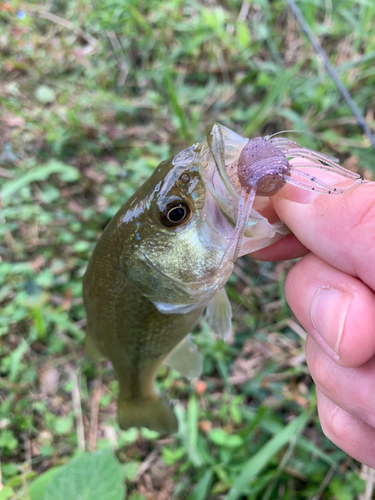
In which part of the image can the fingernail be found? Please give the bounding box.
[278,182,320,204]
[310,288,352,356]
[278,169,344,204]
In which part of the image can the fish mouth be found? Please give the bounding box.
[200,123,288,258]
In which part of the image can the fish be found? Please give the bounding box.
[83,123,367,434]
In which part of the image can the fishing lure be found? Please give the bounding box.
[221,132,364,262]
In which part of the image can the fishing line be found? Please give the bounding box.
[286,0,375,153]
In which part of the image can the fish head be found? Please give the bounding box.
[116,124,286,310]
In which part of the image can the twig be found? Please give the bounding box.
[66,365,85,452]
[237,1,251,22]
[88,378,102,452]
[287,0,375,153]
[22,432,32,465]
[310,464,336,500]
[359,465,375,500]
[21,5,98,50]
[0,168,15,179]
[133,447,160,482]
[286,318,307,340]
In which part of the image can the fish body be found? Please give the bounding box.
[83,124,286,433]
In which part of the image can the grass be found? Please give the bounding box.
[1,0,375,498]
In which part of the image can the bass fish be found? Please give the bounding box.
[83,123,365,434]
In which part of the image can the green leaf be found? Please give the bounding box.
[122,462,139,481]
[0,430,18,453]
[35,85,56,104]
[162,446,186,465]
[0,486,14,500]
[9,340,28,382]
[225,411,311,500]
[29,467,61,500]
[1,161,79,201]
[30,449,125,500]
[54,415,74,435]
[236,22,251,49]
[329,478,355,500]
[208,429,243,448]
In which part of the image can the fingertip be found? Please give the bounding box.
[271,183,375,290]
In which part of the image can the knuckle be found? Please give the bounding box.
[307,342,334,392]
[319,402,354,444]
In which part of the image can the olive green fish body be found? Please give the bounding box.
[83,124,287,433]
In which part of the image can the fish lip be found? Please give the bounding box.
[201,123,289,255]
[206,123,242,202]
[201,123,247,223]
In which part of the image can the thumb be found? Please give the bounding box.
[271,182,375,291]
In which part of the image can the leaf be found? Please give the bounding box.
[122,461,139,481]
[9,340,28,382]
[54,415,74,435]
[0,486,14,500]
[35,85,56,104]
[0,430,18,453]
[1,161,79,201]
[236,22,251,49]
[208,429,243,448]
[30,449,125,500]
[29,467,61,500]
[225,411,311,500]
[162,446,186,465]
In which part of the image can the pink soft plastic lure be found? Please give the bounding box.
[222,133,368,262]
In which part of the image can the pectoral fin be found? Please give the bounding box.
[205,287,232,340]
[165,335,202,379]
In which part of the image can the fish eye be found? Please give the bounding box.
[161,201,191,227]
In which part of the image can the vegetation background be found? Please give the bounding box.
[1,0,375,498]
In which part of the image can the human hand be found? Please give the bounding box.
[251,180,375,467]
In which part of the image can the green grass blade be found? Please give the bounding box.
[163,68,190,139]
[260,418,337,468]
[127,4,152,35]
[243,63,301,137]
[225,410,311,500]
[187,470,213,500]
[186,395,203,466]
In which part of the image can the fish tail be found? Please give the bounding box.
[118,393,178,434]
